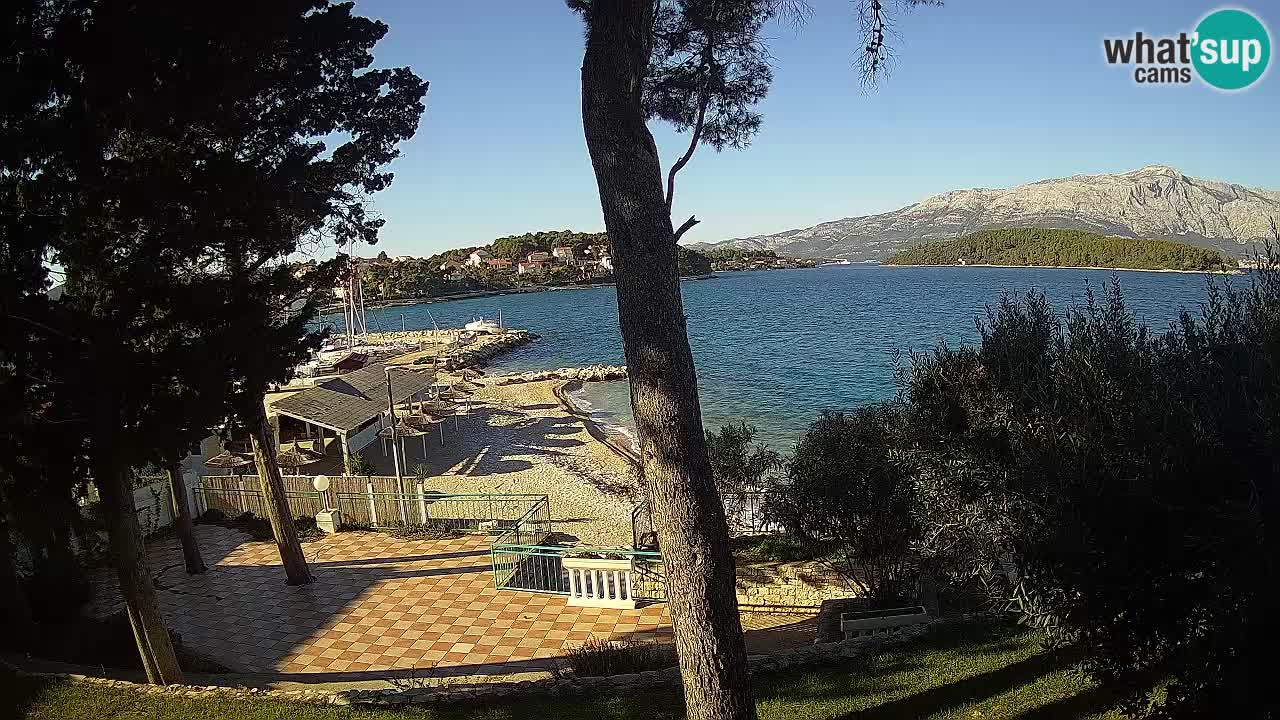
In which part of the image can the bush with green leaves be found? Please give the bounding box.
[344,454,374,477]
[556,638,677,678]
[766,407,921,608]
[898,256,1280,718]
[705,422,780,496]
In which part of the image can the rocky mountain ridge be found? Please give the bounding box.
[702,166,1280,261]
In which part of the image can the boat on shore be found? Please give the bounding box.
[464,312,507,334]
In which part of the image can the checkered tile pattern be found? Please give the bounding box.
[91,526,812,680]
[110,527,668,677]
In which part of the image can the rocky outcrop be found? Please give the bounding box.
[704,166,1280,260]
[487,365,628,386]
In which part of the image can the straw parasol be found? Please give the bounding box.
[438,387,473,412]
[423,399,460,431]
[379,420,428,453]
[205,450,253,476]
[276,446,323,475]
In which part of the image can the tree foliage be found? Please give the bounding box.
[767,408,921,607]
[3,0,425,673]
[704,422,779,495]
[887,227,1239,272]
[894,258,1280,718]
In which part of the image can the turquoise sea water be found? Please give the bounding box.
[343,266,1224,451]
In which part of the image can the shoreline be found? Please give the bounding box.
[884,262,1242,275]
[320,274,718,315]
[552,379,640,470]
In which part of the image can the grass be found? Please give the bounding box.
[1,621,1127,720]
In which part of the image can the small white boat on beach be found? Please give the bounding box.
[464,313,507,334]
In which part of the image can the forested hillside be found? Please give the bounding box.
[886,228,1238,272]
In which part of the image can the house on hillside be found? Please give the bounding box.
[439,260,463,272]
[518,260,551,275]
[552,246,576,264]
[485,257,513,271]
[598,254,614,272]
[466,249,492,267]
[526,251,553,263]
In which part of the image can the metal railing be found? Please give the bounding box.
[490,543,665,599]
[193,485,325,519]
[632,490,781,544]
[723,491,781,535]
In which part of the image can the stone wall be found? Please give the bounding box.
[735,561,853,608]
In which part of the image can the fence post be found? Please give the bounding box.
[416,481,428,525]
[367,480,377,527]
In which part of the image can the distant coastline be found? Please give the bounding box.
[319,274,717,315]
[886,263,1242,275]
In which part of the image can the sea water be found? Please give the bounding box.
[349,265,1222,451]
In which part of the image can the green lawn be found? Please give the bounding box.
[2,621,1126,720]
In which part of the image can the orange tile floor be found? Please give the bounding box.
[93,525,815,681]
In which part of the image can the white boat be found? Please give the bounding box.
[464,313,506,334]
[819,259,851,266]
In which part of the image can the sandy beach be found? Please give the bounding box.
[397,376,642,548]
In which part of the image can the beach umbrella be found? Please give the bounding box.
[405,407,449,445]
[205,450,253,475]
[379,420,429,458]
[276,446,323,476]
[438,387,473,412]
[422,399,460,435]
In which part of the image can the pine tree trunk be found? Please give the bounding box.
[97,459,183,684]
[580,3,756,719]
[247,396,313,585]
[166,457,205,575]
[0,488,36,650]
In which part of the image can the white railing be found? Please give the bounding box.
[563,556,638,609]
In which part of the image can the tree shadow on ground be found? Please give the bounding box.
[828,650,1070,719]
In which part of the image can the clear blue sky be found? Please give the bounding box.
[352,0,1279,257]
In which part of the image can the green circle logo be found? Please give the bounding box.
[1192,8,1271,90]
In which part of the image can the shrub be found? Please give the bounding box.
[732,533,818,564]
[196,509,318,541]
[345,454,374,476]
[557,638,677,677]
[705,422,779,495]
[767,407,921,608]
[387,520,458,541]
[897,255,1280,718]
[21,547,90,622]
[752,533,815,563]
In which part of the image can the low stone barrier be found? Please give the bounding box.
[735,561,851,608]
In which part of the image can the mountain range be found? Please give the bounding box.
[696,166,1280,261]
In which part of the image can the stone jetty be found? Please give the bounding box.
[486,365,628,386]
[363,329,534,370]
